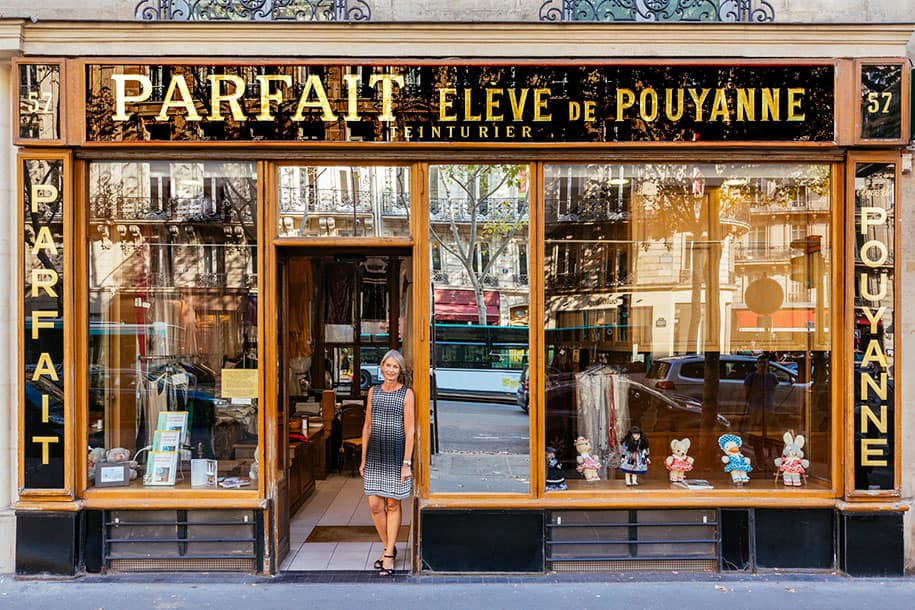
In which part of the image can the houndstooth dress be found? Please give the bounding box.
[363,385,411,500]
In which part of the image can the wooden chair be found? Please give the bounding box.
[338,404,365,476]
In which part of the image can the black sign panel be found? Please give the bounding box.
[87,64,835,144]
[852,162,896,492]
[18,63,62,141]
[22,158,66,489]
[860,64,903,140]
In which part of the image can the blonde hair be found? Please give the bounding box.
[381,349,407,384]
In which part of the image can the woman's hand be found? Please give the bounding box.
[400,463,412,484]
[359,461,366,478]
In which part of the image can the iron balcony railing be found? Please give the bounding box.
[539,0,775,22]
[278,189,409,217]
[429,197,529,223]
[135,0,372,22]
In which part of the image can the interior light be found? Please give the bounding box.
[608,178,630,185]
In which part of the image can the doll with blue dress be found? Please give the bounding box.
[719,433,752,485]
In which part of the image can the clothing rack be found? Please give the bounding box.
[139,354,197,362]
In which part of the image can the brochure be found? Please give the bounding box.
[156,411,189,445]
[152,429,182,453]
[673,479,715,490]
[144,451,178,486]
[219,477,252,489]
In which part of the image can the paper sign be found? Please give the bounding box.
[221,368,258,399]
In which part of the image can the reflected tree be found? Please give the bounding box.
[430,164,527,324]
[580,163,830,465]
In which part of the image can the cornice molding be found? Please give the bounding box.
[15,21,915,59]
[0,20,26,59]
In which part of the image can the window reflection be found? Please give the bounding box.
[277,165,410,238]
[543,163,832,491]
[88,161,259,491]
[428,164,530,494]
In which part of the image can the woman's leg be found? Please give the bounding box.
[367,494,388,564]
[382,497,402,570]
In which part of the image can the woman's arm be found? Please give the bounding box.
[359,387,374,477]
[401,388,416,483]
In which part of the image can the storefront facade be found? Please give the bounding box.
[2,16,914,577]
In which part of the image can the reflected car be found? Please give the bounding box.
[517,365,576,414]
[645,354,807,419]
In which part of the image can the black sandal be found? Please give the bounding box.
[373,545,396,570]
[377,554,397,576]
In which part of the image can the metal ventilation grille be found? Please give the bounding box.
[110,558,255,572]
[550,559,717,573]
[546,509,721,573]
[103,509,262,573]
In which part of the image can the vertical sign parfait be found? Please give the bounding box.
[22,158,66,489]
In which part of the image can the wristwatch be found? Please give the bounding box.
[402,460,412,466]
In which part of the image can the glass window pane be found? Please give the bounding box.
[543,163,832,491]
[428,164,530,494]
[88,161,259,491]
[277,165,410,238]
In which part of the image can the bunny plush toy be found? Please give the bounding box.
[774,431,809,486]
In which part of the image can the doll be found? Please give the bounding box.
[619,426,650,486]
[665,438,694,483]
[774,431,809,486]
[719,433,752,485]
[574,436,601,482]
[545,446,568,491]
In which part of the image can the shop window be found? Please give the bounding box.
[276,165,410,238]
[428,164,531,494]
[87,161,259,492]
[543,163,833,492]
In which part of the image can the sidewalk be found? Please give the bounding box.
[2,572,914,610]
[429,451,529,493]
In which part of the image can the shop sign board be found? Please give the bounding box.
[852,162,896,492]
[859,63,904,141]
[16,62,63,144]
[86,63,836,144]
[21,157,67,490]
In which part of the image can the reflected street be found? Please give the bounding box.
[430,399,531,493]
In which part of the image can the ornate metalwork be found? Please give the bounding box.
[135,0,372,22]
[539,0,775,22]
[430,197,529,223]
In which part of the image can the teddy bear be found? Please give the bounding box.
[719,433,752,485]
[106,447,139,480]
[665,438,694,483]
[574,436,601,482]
[774,431,809,486]
[88,446,107,481]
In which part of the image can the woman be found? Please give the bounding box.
[359,349,414,576]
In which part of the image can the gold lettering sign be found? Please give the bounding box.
[22,158,66,487]
[90,64,835,143]
[853,163,896,491]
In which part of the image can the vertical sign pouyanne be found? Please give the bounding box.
[851,162,897,493]
[21,156,67,490]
